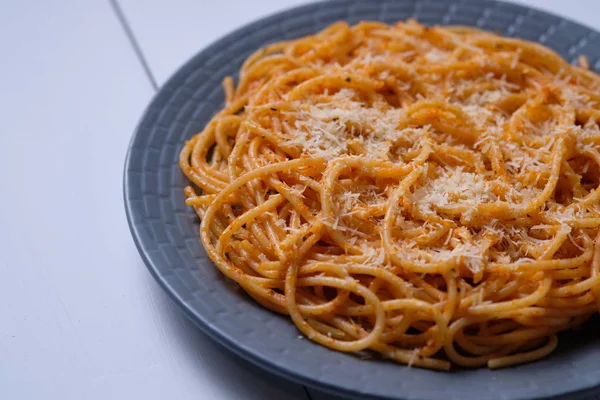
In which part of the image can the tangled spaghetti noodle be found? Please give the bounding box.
[180,20,600,370]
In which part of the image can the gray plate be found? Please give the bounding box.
[123,1,600,399]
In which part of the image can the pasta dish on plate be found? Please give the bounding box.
[179,20,600,370]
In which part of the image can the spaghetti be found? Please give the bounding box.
[180,20,600,370]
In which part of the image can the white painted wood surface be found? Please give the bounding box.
[2,1,599,399]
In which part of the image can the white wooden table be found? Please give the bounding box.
[1,1,598,399]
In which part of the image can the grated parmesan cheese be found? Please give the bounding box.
[284,89,422,160]
[410,167,496,214]
[424,48,449,63]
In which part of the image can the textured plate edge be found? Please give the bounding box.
[122,1,600,399]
